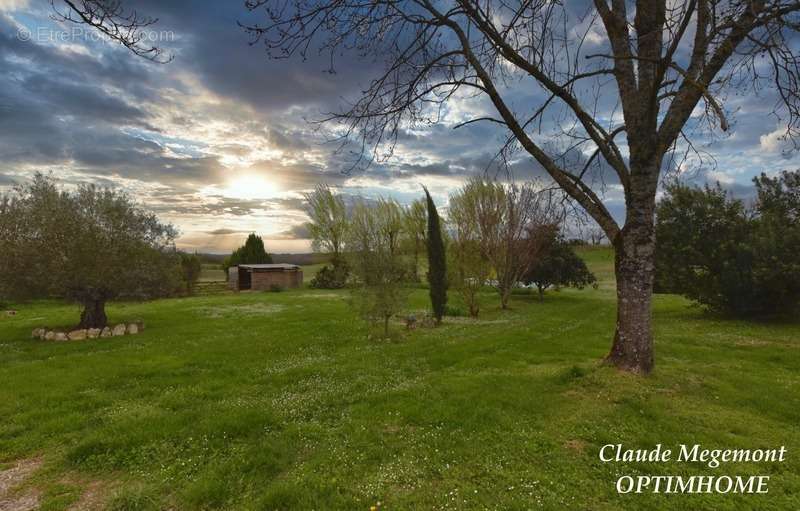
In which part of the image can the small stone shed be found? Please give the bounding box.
[228,263,303,291]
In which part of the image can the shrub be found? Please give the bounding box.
[655,171,800,315]
[269,284,284,292]
[523,234,597,300]
[309,259,349,289]
[444,305,465,317]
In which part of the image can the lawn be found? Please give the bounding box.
[0,248,798,510]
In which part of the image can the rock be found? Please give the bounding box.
[100,327,112,338]
[68,329,88,341]
[127,323,139,335]
[32,328,45,339]
[87,328,101,339]
[45,331,56,341]
[112,324,126,336]
[4,310,17,316]
[54,332,68,341]
[135,320,145,331]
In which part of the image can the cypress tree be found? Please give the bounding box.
[423,186,447,324]
[224,233,273,271]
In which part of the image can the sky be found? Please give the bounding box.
[1,0,798,253]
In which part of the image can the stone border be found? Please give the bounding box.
[32,321,144,341]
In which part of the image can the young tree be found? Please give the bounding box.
[0,174,180,329]
[460,178,561,309]
[377,197,405,256]
[524,233,597,301]
[448,186,491,317]
[348,200,411,336]
[246,0,800,373]
[403,199,427,281]
[304,183,348,260]
[223,233,273,271]
[424,187,447,324]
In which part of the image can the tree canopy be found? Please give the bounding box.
[524,234,597,301]
[0,174,180,328]
[303,183,348,259]
[223,233,273,271]
[655,171,800,315]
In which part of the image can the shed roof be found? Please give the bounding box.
[239,263,301,271]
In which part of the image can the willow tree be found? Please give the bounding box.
[245,0,800,373]
[304,183,348,260]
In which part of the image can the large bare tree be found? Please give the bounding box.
[243,0,800,373]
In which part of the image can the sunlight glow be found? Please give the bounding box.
[222,175,279,200]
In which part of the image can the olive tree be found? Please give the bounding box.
[244,0,800,373]
[0,174,180,329]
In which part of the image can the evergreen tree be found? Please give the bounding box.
[423,186,447,324]
[223,233,273,271]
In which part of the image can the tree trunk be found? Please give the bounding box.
[499,284,511,309]
[468,296,479,317]
[605,182,657,374]
[537,285,544,301]
[78,299,108,329]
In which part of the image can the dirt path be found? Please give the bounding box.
[0,458,42,511]
[0,458,106,511]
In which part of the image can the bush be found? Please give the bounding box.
[655,171,800,316]
[269,284,284,292]
[309,259,349,289]
[444,305,465,317]
[523,235,597,300]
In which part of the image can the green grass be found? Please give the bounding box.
[1,248,798,510]
[199,264,226,283]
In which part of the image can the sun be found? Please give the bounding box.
[223,175,279,200]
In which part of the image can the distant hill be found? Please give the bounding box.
[271,253,331,266]
[196,252,331,266]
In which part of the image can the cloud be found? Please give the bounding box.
[270,223,311,240]
[205,228,247,235]
[3,0,799,253]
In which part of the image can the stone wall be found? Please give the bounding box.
[228,266,239,291]
[33,321,144,341]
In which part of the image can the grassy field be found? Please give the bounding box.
[199,264,227,283]
[1,248,798,510]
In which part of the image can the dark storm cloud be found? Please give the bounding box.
[271,223,311,240]
[129,0,382,112]
[2,0,793,253]
[206,228,247,235]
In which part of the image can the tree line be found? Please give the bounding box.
[303,180,596,335]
